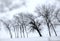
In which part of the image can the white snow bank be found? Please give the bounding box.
[0,37,60,41]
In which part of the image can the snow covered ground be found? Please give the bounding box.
[0,37,60,41]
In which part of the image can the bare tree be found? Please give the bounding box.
[11,16,21,38]
[35,4,57,36]
[0,19,12,38]
[25,14,42,37]
[12,13,29,38]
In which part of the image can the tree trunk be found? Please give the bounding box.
[9,30,12,38]
[36,28,42,37]
[23,28,25,38]
[22,24,25,38]
[7,26,12,38]
[20,27,22,38]
[46,19,51,36]
[25,26,28,38]
[47,22,51,36]
[50,23,57,36]
[17,31,19,38]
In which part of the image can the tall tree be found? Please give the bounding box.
[12,13,29,38]
[35,4,57,36]
[25,14,42,37]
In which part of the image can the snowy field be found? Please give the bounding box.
[0,37,60,41]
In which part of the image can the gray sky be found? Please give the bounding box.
[0,0,57,19]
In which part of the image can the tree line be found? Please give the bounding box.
[0,4,60,38]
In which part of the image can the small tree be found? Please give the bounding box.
[0,19,12,38]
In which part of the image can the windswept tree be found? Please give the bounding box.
[25,14,42,37]
[35,4,57,36]
[11,18,20,38]
[12,13,29,38]
[0,19,12,38]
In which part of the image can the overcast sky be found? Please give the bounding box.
[0,0,58,19]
